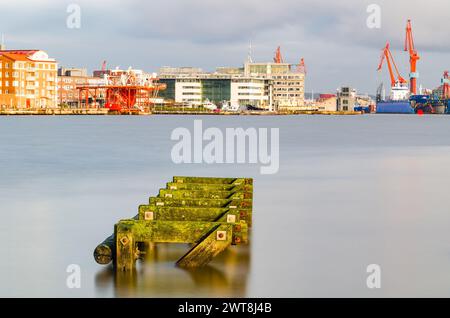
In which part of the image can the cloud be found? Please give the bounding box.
[1,0,449,93]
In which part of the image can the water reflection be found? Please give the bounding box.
[95,241,251,297]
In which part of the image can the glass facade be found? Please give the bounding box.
[158,79,175,100]
[201,79,231,103]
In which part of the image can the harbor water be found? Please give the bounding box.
[0,114,450,297]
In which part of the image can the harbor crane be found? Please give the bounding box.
[273,46,284,63]
[443,71,449,99]
[297,58,306,74]
[377,42,407,88]
[377,42,409,101]
[404,19,420,95]
[101,60,107,71]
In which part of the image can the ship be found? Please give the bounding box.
[376,82,414,114]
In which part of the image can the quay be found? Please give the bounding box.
[0,108,363,116]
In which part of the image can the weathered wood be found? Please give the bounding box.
[95,176,254,269]
[149,197,253,208]
[173,176,253,185]
[148,197,252,226]
[93,214,138,265]
[93,234,115,265]
[159,188,252,200]
[166,182,253,192]
[138,205,241,223]
[115,220,248,271]
[176,224,232,268]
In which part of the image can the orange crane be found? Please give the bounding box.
[273,46,283,63]
[377,42,407,88]
[297,58,306,74]
[404,19,420,95]
[443,71,449,99]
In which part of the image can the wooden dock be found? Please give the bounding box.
[94,176,253,270]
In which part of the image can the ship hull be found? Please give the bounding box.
[376,101,414,114]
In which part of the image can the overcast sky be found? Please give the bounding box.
[1,0,449,94]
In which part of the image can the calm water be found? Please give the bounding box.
[0,114,449,297]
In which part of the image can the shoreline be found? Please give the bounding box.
[0,109,364,116]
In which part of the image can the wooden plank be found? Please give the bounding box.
[176,224,232,268]
[149,197,253,209]
[159,189,252,200]
[166,182,253,192]
[138,205,241,224]
[173,176,253,185]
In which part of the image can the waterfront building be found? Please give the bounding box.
[57,67,104,107]
[315,94,337,111]
[158,62,305,111]
[337,86,357,111]
[0,49,57,109]
[158,70,268,108]
[244,62,305,110]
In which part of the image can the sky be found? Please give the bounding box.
[1,0,449,94]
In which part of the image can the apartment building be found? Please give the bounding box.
[0,50,57,109]
[58,67,104,107]
[244,62,305,110]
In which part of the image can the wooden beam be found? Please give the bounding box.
[149,197,252,209]
[176,224,232,268]
[158,189,252,200]
[138,205,242,223]
[173,176,253,185]
[166,182,253,192]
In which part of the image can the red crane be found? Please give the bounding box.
[443,71,449,99]
[404,19,420,95]
[297,58,306,74]
[101,60,107,72]
[273,46,283,63]
[377,42,407,88]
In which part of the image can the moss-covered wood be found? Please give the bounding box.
[115,220,248,271]
[159,189,252,200]
[95,176,254,270]
[166,182,253,192]
[93,214,138,265]
[138,205,242,223]
[176,224,232,268]
[149,197,253,209]
[148,197,252,226]
[173,176,253,185]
